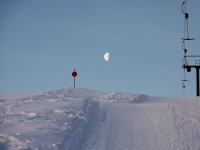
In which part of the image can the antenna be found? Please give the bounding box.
[181,41,188,82]
[181,1,195,40]
[182,82,185,97]
[180,1,200,96]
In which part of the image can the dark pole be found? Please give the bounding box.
[196,67,199,96]
[74,76,75,87]
[72,69,77,88]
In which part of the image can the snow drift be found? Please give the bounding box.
[0,88,200,150]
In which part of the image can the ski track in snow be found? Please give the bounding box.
[0,87,200,150]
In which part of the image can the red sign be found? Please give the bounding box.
[72,69,77,77]
[72,71,77,77]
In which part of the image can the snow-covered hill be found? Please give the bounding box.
[0,88,200,150]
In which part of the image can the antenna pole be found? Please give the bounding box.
[182,82,185,97]
[180,1,199,96]
[196,68,200,96]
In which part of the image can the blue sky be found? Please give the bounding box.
[0,0,200,97]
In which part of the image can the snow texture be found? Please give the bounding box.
[0,87,200,150]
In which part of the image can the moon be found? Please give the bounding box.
[104,53,109,61]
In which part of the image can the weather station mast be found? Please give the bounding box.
[181,1,200,96]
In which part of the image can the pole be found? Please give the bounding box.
[196,68,199,96]
[74,77,75,87]
[72,69,77,88]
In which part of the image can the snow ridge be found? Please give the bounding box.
[0,88,200,150]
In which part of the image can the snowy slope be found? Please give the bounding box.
[0,88,200,150]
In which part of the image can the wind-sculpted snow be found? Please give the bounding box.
[0,87,200,150]
[168,98,200,149]
[41,88,140,103]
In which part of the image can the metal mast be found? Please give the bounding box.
[181,1,200,96]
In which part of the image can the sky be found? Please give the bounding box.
[0,0,200,97]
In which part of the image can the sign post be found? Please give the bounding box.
[72,69,77,87]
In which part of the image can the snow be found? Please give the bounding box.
[0,87,200,150]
